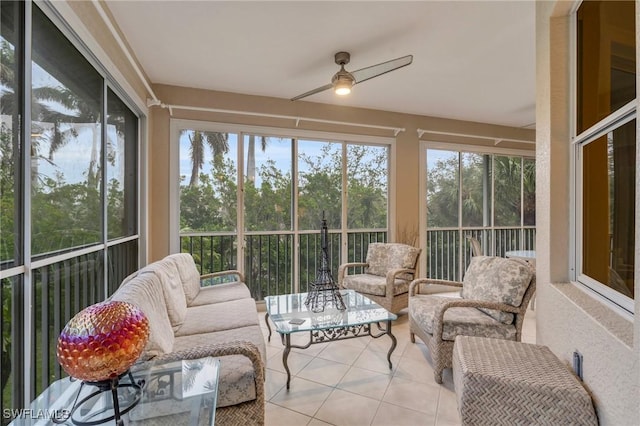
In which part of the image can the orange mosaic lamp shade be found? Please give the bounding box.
[56,301,150,382]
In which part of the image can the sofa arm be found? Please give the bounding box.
[409,278,463,296]
[338,262,368,287]
[133,340,265,422]
[200,270,245,287]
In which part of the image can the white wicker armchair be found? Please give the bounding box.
[408,256,536,383]
[338,243,421,313]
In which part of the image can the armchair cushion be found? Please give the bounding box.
[365,243,421,280]
[410,295,517,341]
[342,274,410,297]
[461,256,533,324]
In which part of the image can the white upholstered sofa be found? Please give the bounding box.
[109,253,265,425]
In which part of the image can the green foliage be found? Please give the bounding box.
[427,154,459,227]
[427,152,534,228]
[179,139,389,297]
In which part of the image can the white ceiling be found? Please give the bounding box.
[105,1,536,129]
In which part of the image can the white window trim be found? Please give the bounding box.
[570,6,636,316]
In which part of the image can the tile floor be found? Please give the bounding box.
[260,306,537,426]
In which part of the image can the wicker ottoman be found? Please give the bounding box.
[452,336,598,425]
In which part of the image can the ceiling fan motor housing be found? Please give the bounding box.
[334,51,351,66]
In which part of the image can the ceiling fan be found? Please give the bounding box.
[291,51,413,101]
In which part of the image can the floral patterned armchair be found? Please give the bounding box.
[338,243,421,313]
[408,256,536,383]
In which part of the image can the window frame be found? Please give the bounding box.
[420,141,535,280]
[571,3,636,315]
[169,119,394,293]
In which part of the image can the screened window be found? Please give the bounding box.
[177,126,390,297]
[106,89,138,240]
[0,2,141,412]
[575,0,635,310]
[31,6,102,256]
[0,0,22,270]
[426,148,535,281]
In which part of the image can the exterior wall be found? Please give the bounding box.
[148,84,534,263]
[536,2,640,424]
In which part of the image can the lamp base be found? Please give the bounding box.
[55,370,145,426]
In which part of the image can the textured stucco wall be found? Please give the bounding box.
[536,2,640,424]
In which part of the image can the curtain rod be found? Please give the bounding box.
[152,102,406,136]
[417,128,535,145]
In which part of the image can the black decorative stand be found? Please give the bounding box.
[55,370,145,426]
[305,215,346,313]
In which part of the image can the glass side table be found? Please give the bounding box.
[9,357,219,426]
[264,289,397,389]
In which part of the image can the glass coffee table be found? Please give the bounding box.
[9,357,219,425]
[264,289,397,389]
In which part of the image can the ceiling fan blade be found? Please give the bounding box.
[291,83,333,101]
[351,55,413,85]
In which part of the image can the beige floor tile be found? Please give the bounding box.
[383,376,440,415]
[314,389,380,426]
[297,357,350,387]
[266,344,283,361]
[337,335,370,348]
[292,341,332,357]
[307,419,334,426]
[316,341,365,365]
[267,350,315,377]
[367,330,408,355]
[265,369,288,401]
[394,355,436,384]
[265,402,313,426]
[270,377,334,417]
[337,366,392,400]
[353,346,400,375]
[371,401,435,426]
[436,386,461,426]
[402,338,430,358]
[436,418,462,426]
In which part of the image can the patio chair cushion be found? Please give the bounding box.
[461,256,533,324]
[410,294,517,341]
[341,274,410,297]
[365,243,421,280]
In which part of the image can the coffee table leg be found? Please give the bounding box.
[386,320,397,370]
[283,334,292,390]
[265,312,272,342]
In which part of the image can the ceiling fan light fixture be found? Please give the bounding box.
[332,70,354,96]
[334,81,352,96]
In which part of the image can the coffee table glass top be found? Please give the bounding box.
[9,357,220,425]
[264,289,397,334]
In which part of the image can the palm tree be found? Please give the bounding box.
[186,130,229,187]
[246,135,267,184]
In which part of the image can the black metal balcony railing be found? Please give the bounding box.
[180,230,387,299]
[0,240,139,424]
[427,227,536,282]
